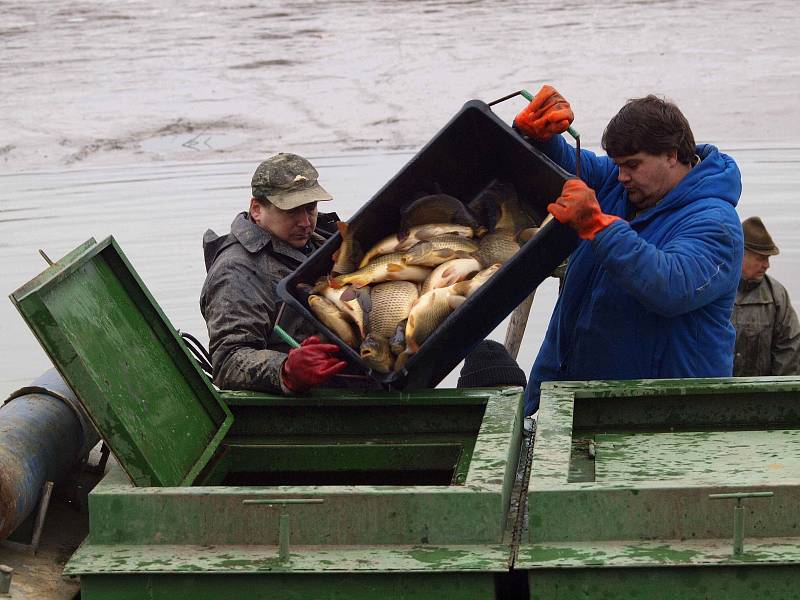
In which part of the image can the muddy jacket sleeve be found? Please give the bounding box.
[201,257,288,394]
[771,283,800,375]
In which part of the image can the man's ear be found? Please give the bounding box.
[249,197,261,220]
[667,148,679,166]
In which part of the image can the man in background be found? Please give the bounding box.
[732,216,800,376]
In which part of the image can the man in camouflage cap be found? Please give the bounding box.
[200,153,347,394]
[731,216,800,376]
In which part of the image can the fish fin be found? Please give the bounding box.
[329,276,346,289]
[386,262,405,272]
[394,349,411,372]
[332,248,340,262]
[336,221,348,236]
[340,286,356,301]
[352,240,364,264]
[434,249,456,259]
[450,281,469,295]
[413,225,441,241]
[356,286,372,314]
[448,294,467,310]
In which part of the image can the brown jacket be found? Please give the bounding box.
[200,212,324,393]
[732,275,800,376]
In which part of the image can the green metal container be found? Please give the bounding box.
[10,237,525,599]
[519,377,800,599]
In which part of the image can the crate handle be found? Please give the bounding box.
[488,89,581,181]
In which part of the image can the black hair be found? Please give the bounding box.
[602,95,696,165]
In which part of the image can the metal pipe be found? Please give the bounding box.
[733,504,745,555]
[279,511,290,561]
[0,369,100,539]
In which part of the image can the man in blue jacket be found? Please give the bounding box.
[514,86,743,415]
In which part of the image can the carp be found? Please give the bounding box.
[308,295,359,348]
[451,263,501,299]
[421,257,482,294]
[317,282,368,339]
[399,193,479,231]
[331,221,363,276]
[473,229,520,267]
[331,252,430,289]
[360,333,395,373]
[404,286,466,353]
[495,184,536,233]
[402,235,479,267]
[359,223,476,268]
[363,281,419,338]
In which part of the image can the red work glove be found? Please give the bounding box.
[513,85,574,141]
[281,336,347,392]
[548,179,621,240]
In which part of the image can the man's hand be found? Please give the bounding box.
[281,335,347,392]
[548,179,621,240]
[513,85,574,141]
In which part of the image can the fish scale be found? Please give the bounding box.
[367,281,419,338]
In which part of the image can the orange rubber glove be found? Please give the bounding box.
[548,179,621,240]
[281,336,347,392]
[513,85,574,141]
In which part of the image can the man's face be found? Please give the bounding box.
[741,249,770,282]
[613,150,683,211]
[250,198,318,248]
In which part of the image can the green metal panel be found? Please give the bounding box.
[81,571,499,600]
[529,564,800,600]
[10,236,232,487]
[519,377,800,597]
[66,387,523,599]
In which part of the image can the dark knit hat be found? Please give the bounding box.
[457,340,527,389]
[742,216,779,256]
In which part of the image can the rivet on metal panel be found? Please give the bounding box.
[0,564,13,596]
[709,491,774,555]
[242,498,325,562]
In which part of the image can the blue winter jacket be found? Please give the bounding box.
[524,136,743,415]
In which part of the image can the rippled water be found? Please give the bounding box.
[2,0,800,397]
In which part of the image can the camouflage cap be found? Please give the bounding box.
[251,153,332,210]
[742,216,779,256]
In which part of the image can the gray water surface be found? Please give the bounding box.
[2,147,799,398]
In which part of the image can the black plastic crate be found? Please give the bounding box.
[277,99,578,389]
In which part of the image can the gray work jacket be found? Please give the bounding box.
[731,275,800,376]
[200,212,324,393]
